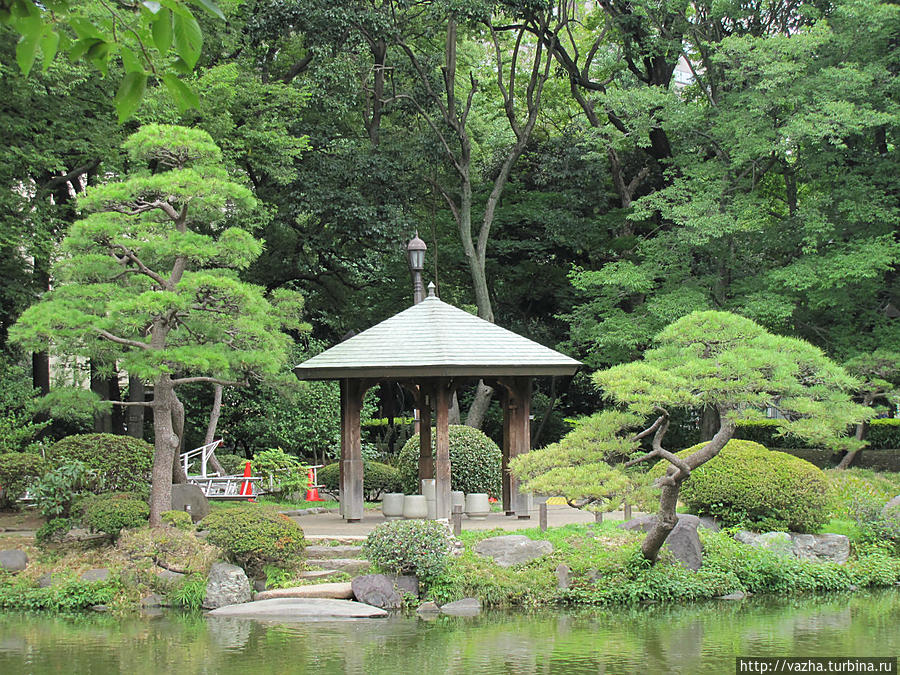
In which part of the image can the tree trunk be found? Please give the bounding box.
[149,376,178,526]
[204,384,227,476]
[699,405,720,442]
[448,391,461,425]
[108,370,125,435]
[171,392,188,484]
[836,421,868,470]
[90,361,112,433]
[465,381,494,429]
[126,376,145,439]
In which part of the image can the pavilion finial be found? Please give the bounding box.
[427,281,436,298]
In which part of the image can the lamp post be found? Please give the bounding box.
[407,233,427,305]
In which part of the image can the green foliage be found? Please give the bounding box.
[652,440,831,532]
[0,451,48,508]
[201,506,305,576]
[867,419,900,450]
[825,468,900,519]
[32,460,102,518]
[318,461,401,500]
[80,492,149,539]
[47,433,153,494]
[0,576,118,611]
[397,426,502,497]
[213,453,248,476]
[0,358,47,454]
[848,496,900,553]
[169,573,207,610]
[160,510,193,530]
[251,448,307,496]
[363,519,453,582]
[34,517,72,546]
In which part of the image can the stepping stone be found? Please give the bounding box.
[207,597,387,619]
[297,569,341,580]
[305,545,364,559]
[0,550,27,572]
[440,598,481,617]
[254,582,353,601]
[306,535,367,546]
[311,558,370,574]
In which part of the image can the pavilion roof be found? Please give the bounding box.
[293,291,581,380]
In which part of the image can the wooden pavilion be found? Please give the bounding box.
[293,284,581,522]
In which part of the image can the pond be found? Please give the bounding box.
[1,590,898,674]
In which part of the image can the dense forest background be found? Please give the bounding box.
[1,0,897,461]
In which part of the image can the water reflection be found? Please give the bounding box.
[0,590,897,674]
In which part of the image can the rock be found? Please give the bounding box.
[351,574,418,610]
[416,601,441,616]
[141,594,164,608]
[156,568,185,586]
[36,572,63,588]
[254,582,354,601]
[791,533,850,565]
[311,558,370,574]
[204,562,252,610]
[697,516,721,532]
[716,591,747,601]
[207,597,388,619]
[253,579,267,593]
[304,545,364,560]
[0,550,27,572]
[556,563,571,591]
[80,568,110,582]
[621,515,703,571]
[170,484,210,523]
[473,535,553,568]
[882,495,900,518]
[91,605,109,612]
[735,531,794,557]
[440,598,481,617]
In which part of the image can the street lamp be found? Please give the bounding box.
[407,233,427,305]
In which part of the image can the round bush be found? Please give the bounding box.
[0,452,48,509]
[653,439,830,532]
[362,519,453,581]
[80,493,149,539]
[397,426,502,497]
[161,510,194,530]
[201,506,305,576]
[47,434,153,494]
[318,461,401,500]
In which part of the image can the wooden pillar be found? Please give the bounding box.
[434,379,451,520]
[503,377,532,519]
[340,379,365,522]
[417,384,434,484]
[500,386,512,515]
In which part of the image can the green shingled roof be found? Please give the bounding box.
[293,292,581,380]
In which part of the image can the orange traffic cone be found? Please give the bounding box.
[240,461,254,500]
[305,467,323,502]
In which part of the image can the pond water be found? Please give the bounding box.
[0,590,898,674]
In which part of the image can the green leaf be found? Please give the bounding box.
[14,13,41,76]
[151,9,173,55]
[162,73,200,113]
[189,0,225,20]
[114,71,147,123]
[173,12,202,69]
[39,29,60,71]
[119,46,144,74]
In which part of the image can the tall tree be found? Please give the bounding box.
[11,125,307,524]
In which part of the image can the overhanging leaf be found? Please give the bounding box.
[114,71,147,123]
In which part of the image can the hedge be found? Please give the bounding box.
[318,461,401,500]
[47,434,153,494]
[0,452,48,508]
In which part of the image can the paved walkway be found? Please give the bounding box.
[289,503,636,537]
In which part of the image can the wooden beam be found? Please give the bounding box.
[499,376,532,519]
[340,379,368,522]
[434,378,451,520]
[417,383,434,484]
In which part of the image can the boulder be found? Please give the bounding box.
[416,601,441,616]
[882,495,900,518]
[207,597,387,619]
[204,562,252,610]
[716,591,748,601]
[440,598,481,617]
[735,531,850,564]
[555,563,571,591]
[141,594,164,608]
[473,535,553,568]
[621,515,703,571]
[351,574,418,610]
[254,582,353,601]
[734,531,794,557]
[80,568,110,582]
[36,572,63,588]
[0,550,27,572]
[170,484,210,523]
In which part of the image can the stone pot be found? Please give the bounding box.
[403,495,428,519]
[451,491,465,510]
[382,493,405,520]
[420,479,436,501]
[465,493,490,520]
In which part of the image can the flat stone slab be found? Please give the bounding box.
[305,545,364,559]
[207,597,388,620]
[440,598,482,617]
[254,582,353,601]
[0,550,28,572]
[473,535,553,567]
[311,558,370,574]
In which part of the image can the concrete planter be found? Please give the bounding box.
[465,493,490,520]
[451,491,465,510]
[381,493,405,520]
[420,479,436,500]
[403,495,428,519]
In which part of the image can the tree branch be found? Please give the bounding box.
[96,329,151,350]
[170,376,247,387]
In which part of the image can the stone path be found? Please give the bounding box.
[207,597,387,619]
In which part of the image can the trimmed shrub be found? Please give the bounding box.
[161,510,194,530]
[47,434,153,494]
[80,492,149,539]
[35,517,72,546]
[201,506,305,576]
[867,419,900,450]
[363,519,453,581]
[214,453,248,476]
[117,526,220,575]
[651,439,830,532]
[397,425,502,497]
[0,452,48,509]
[318,461,401,500]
